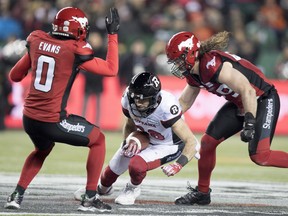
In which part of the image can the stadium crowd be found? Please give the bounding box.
[1,0,288,130]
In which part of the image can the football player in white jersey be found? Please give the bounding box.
[74,71,200,205]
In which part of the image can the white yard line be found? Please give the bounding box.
[1,174,287,216]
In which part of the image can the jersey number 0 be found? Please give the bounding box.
[34,55,55,92]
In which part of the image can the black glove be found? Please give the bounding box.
[105,7,120,34]
[240,112,256,142]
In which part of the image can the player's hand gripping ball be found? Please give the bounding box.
[122,131,150,157]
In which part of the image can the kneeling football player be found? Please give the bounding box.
[75,72,200,205]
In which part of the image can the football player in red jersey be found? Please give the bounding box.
[4,7,120,213]
[165,31,288,205]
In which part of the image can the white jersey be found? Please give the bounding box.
[121,89,182,146]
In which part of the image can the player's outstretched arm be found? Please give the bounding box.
[79,8,120,76]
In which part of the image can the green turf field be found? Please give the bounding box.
[0,130,287,183]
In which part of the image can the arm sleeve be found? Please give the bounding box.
[79,34,118,76]
[9,52,31,82]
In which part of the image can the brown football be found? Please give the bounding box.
[126,131,150,150]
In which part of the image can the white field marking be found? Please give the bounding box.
[119,208,288,215]
[0,214,135,216]
[1,174,287,207]
[1,211,287,216]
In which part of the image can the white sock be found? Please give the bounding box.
[129,182,139,188]
[99,184,111,192]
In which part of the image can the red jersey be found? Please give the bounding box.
[185,50,274,109]
[9,30,118,122]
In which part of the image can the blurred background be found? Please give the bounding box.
[0,0,288,133]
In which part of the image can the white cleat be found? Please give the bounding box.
[115,183,141,205]
[74,187,85,201]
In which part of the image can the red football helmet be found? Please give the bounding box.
[166,31,201,79]
[52,7,89,41]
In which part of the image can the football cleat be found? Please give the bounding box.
[115,183,141,205]
[77,194,111,212]
[4,191,24,209]
[74,187,85,201]
[175,183,211,205]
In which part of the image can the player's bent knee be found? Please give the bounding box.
[88,128,105,147]
[129,156,147,184]
[201,134,222,152]
[250,151,271,166]
[129,156,147,173]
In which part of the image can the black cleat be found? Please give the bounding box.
[4,191,24,209]
[175,184,211,205]
[78,194,112,212]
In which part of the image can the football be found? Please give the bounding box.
[126,131,150,151]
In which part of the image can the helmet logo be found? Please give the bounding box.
[72,16,88,28]
[151,76,160,88]
[177,35,201,52]
[178,35,195,51]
